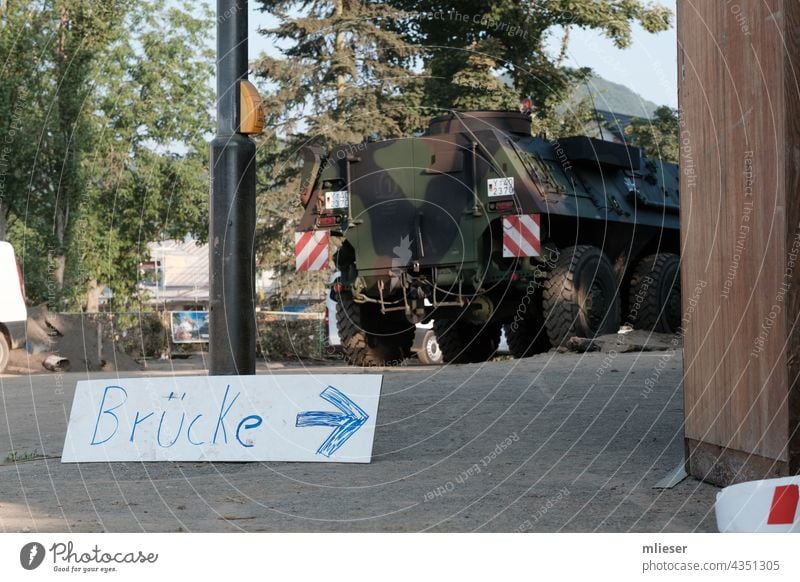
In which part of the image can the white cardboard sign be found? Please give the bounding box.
[62,374,382,463]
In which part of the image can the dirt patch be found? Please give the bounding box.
[564,330,680,353]
[5,305,142,375]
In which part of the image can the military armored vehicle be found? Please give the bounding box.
[295,111,680,365]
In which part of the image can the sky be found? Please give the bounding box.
[242,1,678,109]
[557,0,678,108]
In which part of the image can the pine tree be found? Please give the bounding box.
[253,0,421,301]
[389,0,672,134]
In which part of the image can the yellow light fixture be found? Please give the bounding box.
[239,80,264,135]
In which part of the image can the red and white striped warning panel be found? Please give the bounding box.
[295,230,329,272]
[716,476,800,532]
[502,214,540,258]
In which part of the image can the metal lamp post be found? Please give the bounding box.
[209,0,256,375]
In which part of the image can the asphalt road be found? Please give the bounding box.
[0,351,718,532]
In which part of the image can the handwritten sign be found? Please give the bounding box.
[716,476,800,532]
[61,375,382,463]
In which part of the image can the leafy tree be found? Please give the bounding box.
[68,1,213,311]
[253,0,421,300]
[0,1,50,240]
[3,0,213,310]
[625,105,678,163]
[47,0,128,293]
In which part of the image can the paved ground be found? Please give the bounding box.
[0,350,718,532]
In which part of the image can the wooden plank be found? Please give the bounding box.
[679,0,799,485]
[784,1,800,473]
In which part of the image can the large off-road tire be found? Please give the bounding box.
[0,331,9,373]
[336,295,414,366]
[416,329,443,365]
[433,319,502,364]
[504,319,551,359]
[627,253,681,333]
[542,245,621,346]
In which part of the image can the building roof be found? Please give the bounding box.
[585,109,640,144]
[143,239,209,307]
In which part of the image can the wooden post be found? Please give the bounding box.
[679,0,800,486]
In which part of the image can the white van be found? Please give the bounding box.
[0,241,27,372]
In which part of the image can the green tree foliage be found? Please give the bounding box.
[625,105,679,163]
[253,0,421,300]
[0,2,54,242]
[1,1,213,310]
[389,0,672,134]
[69,2,213,310]
[253,1,673,301]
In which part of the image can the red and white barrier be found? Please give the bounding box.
[295,230,329,272]
[715,476,800,532]
[502,214,540,258]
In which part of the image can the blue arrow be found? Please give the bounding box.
[296,385,369,457]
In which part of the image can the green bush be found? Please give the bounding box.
[88,312,168,360]
[256,314,324,361]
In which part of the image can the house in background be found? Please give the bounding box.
[587,109,638,145]
[140,239,209,311]
[139,239,305,310]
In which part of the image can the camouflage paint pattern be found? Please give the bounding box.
[297,111,679,322]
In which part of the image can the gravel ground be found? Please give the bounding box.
[0,350,718,532]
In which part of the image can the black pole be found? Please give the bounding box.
[209,0,256,375]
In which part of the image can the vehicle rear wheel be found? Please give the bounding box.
[504,318,550,359]
[627,253,681,333]
[433,319,502,364]
[542,245,621,346]
[416,330,443,365]
[0,332,9,373]
[335,294,414,366]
